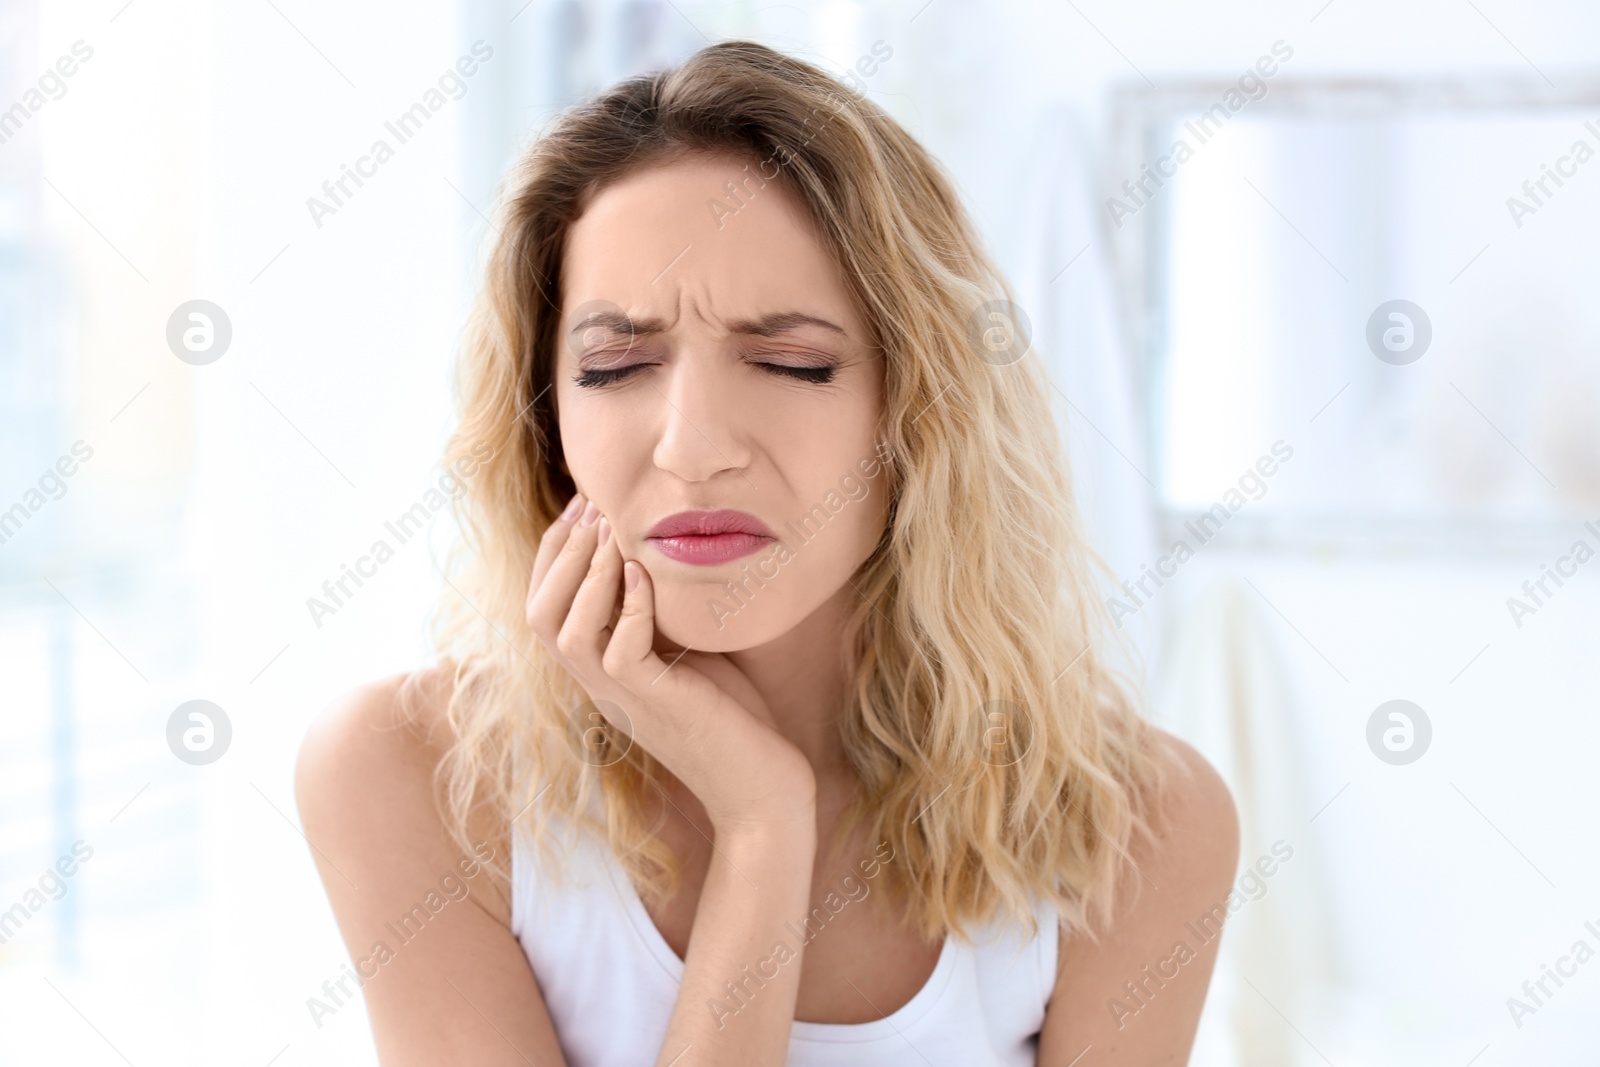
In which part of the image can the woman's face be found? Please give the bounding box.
[555,152,890,652]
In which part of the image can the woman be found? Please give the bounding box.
[296,39,1238,1067]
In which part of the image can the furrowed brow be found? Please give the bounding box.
[568,310,847,340]
[567,311,668,337]
[728,312,847,338]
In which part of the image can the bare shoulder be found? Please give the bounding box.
[1141,727,1241,888]
[294,664,512,925]
[1035,726,1240,1066]
[294,667,563,1064]
[297,665,456,769]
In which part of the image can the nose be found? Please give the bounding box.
[651,349,753,484]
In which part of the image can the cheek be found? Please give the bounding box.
[557,391,634,496]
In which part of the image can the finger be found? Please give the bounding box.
[527,498,603,639]
[601,557,670,688]
[558,514,626,665]
[529,492,586,600]
[602,567,739,752]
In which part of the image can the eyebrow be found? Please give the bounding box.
[568,310,847,338]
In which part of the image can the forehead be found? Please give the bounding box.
[560,152,865,338]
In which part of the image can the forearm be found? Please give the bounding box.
[654,822,817,1067]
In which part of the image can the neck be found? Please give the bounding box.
[721,584,858,796]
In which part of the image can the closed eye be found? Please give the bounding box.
[572,362,835,389]
[572,364,651,389]
[761,363,834,384]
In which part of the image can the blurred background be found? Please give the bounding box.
[3,0,1599,1063]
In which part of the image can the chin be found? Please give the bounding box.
[651,578,794,653]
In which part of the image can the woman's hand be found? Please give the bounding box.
[526,493,817,836]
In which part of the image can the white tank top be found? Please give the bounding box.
[509,797,1060,1067]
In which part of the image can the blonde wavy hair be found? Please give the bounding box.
[423,39,1169,946]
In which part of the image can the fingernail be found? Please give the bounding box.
[624,561,640,591]
[597,517,611,545]
[561,494,584,520]
[580,500,600,525]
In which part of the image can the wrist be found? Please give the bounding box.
[712,808,818,853]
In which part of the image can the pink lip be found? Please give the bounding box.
[646,509,776,566]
